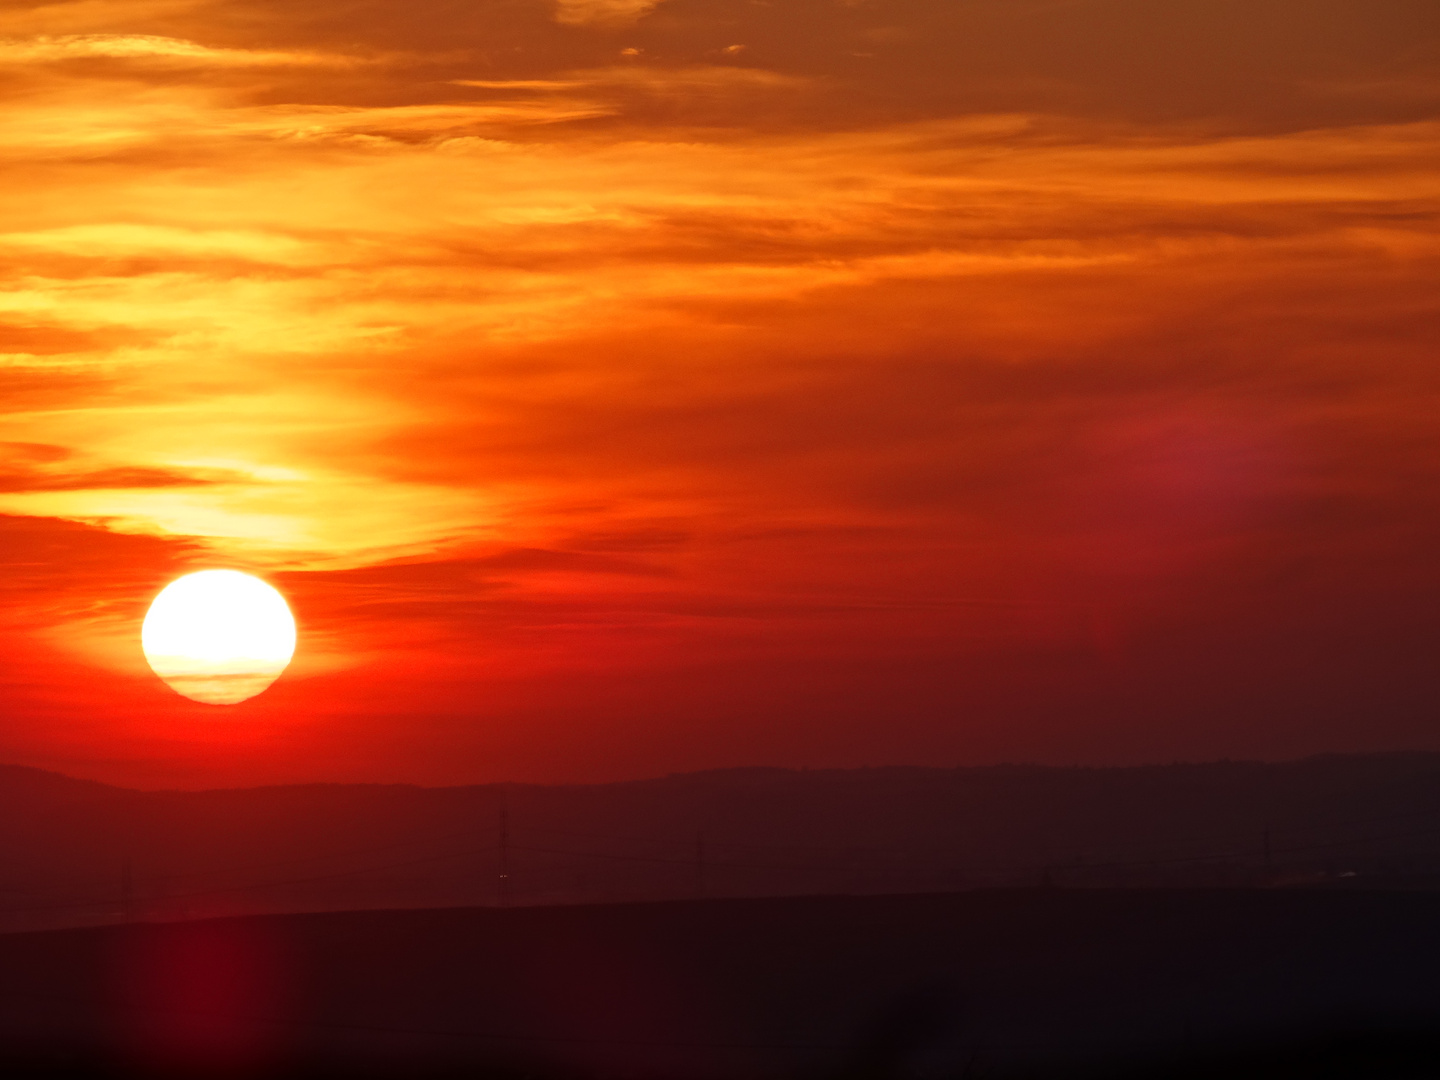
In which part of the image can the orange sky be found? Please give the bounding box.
[2,0,1438,787]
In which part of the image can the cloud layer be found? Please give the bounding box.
[1,0,1438,786]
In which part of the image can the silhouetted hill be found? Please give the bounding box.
[0,764,116,799]
[4,890,1440,1078]
[4,753,1440,930]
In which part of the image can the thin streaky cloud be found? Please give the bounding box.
[0,33,358,67]
[553,0,666,27]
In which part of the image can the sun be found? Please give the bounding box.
[142,570,297,705]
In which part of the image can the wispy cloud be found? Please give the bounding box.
[553,0,666,27]
[0,462,241,493]
[2,85,1435,568]
[0,33,354,67]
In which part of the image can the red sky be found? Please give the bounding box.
[1,0,1438,788]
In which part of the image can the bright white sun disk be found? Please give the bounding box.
[142,570,296,705]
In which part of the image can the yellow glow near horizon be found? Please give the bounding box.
[141,570,297,705]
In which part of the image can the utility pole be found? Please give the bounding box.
[695,830,706,898]
[498,789,511,908]
[121,858,133,923]
[1262,825,1272,877]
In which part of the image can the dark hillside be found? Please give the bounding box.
[2,889,1440,1077]
[4,753,1440,930]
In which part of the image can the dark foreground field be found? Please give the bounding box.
[2,889,1440,1078]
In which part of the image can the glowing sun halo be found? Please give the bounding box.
[142,570,297,705]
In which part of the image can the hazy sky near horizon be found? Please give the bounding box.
[1,0,1438,788]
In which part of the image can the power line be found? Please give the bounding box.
[13,800,1440,926]
[508,799,1440,869]
[148,823,489,882]
[0,845,499,918]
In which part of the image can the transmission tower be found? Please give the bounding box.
[498,789,511,907]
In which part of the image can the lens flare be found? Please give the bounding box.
[142,570,296,705]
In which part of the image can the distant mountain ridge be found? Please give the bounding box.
[0,762,117,795]
[2,753,1440,932]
